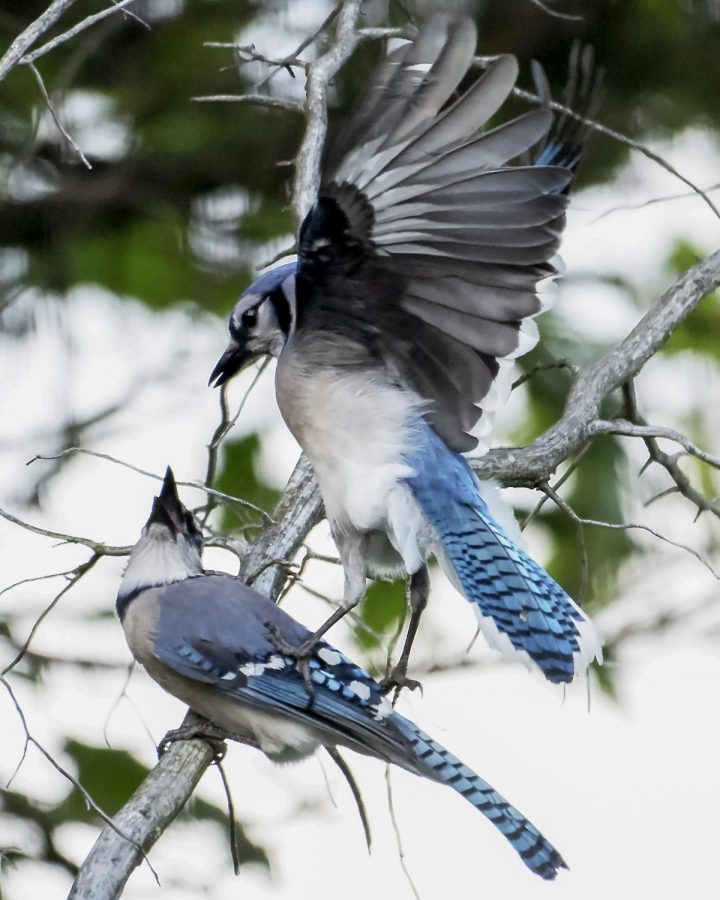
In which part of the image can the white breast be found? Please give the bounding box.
[276,360,432,571]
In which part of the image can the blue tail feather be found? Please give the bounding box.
[405,428,598,683]
[396,718,567,879]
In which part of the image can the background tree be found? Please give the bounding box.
[1,1,720,898]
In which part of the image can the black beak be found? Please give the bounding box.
[146,466,188,533]
[208,339,249,388]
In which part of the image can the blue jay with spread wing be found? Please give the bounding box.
[209,17,602,686]
[117,468,568,880]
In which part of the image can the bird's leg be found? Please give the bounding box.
[381,565,429,695]
[266,532,368,695]
[157,716,233,762]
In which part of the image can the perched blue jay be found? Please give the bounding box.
[209,17,602,685]
[116,468,567,879]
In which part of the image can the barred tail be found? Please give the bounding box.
[400,721,567,880]
[436,494,601,683]
[407,442,602,682]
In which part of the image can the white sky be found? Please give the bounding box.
[1,95,720,900]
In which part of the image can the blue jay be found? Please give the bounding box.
[209,17,602,686]
[116,468,567,879]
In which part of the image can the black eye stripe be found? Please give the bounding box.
[268,289,291,333]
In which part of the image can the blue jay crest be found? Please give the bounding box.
[210,15,602,685]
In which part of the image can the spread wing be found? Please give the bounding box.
[296,15,580,452]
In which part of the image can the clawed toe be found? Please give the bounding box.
[265,623,318,700]
[380,668,423,696]
[157,723,229,762]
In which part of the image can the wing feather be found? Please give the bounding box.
[297,16,592,451]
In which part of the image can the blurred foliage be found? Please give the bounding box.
[0,740,267,877]
[662,238,720,359]
[215,433,282,533]
[2,0,720,890]
[354,579,407,656]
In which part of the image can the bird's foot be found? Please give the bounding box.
[380,666,423,697]
[158,722,230,762]
[265,623,318,700]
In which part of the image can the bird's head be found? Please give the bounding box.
[209,259,297,388]
[118,467,203,606]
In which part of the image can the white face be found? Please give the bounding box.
[118,523,203,600]
[230,292,287,359]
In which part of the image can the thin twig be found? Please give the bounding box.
[520,441,593,529]
[201,359,270,527]
[20,0,142,65]
[621,383,720,520]
[27,447,273,522]
[504,78,720,222]
[191,94,304,112]
[0,566,80,600]
[590,182,720,223]
[385,766,422,900]
[1,676,160,884]
[205,42,307,77]
[256,1,343,90]
[541,483,720,580]
[512,357,579,391]
[27,61,92,168]
[2,555,100,676]
[593,419,720,470]
[528,0,583,21]
[103,661,135,749]
[0,506,128,555]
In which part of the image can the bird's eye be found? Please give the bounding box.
[242,307,258,327]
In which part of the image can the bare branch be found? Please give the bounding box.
[27,447,273,522]
[540,483,720,580]
[204,41,308,77]
[0,0,78,82]
[67,5,362,888]
[593,419,720,470]
[619,383,720,519]
[474,249,720,485]
[0,506,129,555]
[191,94,304,112]
[359,26,416,40]
[503,77,720,221]
[255,1,343,90]
[19,0,142,66]
[292,0,363,226]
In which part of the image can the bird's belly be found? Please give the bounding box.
[276,363,431,558]
[148,665,321,762]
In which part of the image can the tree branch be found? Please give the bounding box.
[473,249,720,484]
[292,0,362,226]
[0,0,78,82]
